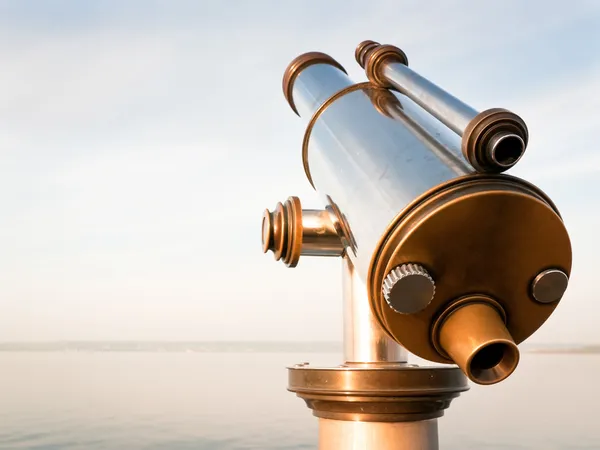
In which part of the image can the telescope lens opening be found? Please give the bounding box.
[488,133,525,168]
[469,341,519,385]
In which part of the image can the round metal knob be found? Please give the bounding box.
[261,197,302,268]
[531,269,569,304]
[382,264,435,314]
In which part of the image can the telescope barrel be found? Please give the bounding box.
[283,53,470,279]
[356,41,529,173]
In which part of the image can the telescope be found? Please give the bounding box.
[261,40,572,449]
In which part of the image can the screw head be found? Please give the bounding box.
[531,269,569,304]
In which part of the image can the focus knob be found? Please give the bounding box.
[382,264,435,314]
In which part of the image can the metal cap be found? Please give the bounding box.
[382,264,435,314]
[282,52,347,116]
[531,268,569,304]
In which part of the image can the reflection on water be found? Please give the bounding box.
[0,351,597,449]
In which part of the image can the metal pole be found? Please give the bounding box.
[308,256,442,450]
[319,418,439,450]
[342,257,407,364]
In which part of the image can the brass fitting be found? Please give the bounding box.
[462,108,528,173]
[431,296,520,385]
[359,42,409,87]
[282,52,347,116]
[366,175,571,384]
[288,362,468,422]
[262,196,344,267]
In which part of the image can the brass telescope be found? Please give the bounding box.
[261,40,572,449]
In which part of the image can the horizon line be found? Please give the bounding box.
[0,340,593,346]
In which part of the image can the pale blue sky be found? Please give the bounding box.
[0,0,598,343]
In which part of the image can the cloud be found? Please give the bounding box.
[0,0,598,342]
[508,65,600,182]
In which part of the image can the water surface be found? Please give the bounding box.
[0,349,596,449]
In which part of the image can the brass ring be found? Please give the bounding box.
[355,40,380,68]
[283,196,303,268]
[462,108,529,173]
[282,52,347,116]
[364,44,409,87]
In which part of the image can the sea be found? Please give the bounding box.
[0,342,597,450]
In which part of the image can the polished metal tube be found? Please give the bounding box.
[381,61,529,171]
[366,88,469,173]
[318,418,439,450]
[356,41,529,173]
[381,62,477,135]
[293,63,353,118]
[342,257,407,363]
[301,209,345,257]
[291,61,469,278]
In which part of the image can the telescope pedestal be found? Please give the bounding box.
[318,418,438,450]
[288,362,467,450]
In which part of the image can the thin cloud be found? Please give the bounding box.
[0,1,597,342]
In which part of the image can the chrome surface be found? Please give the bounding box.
[292,63,354,118]
[289,61,472,279]
[305,83,470,279]
[382,264,435,314]
[371,89,469,173]
[531,269,569,304]
[318,418,439,450]
[381,61,478,135]
[301,209,344,257]
[343,257,407,363]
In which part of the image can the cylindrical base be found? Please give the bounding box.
[319,418,438,450]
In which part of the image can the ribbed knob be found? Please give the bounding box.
[382,264,435,314]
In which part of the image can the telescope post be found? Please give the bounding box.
[286,257,468,450]
[262,202,468,449]
[318,418,439,450]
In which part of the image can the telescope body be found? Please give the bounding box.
[265,47,572,385]
[262,40,573,449]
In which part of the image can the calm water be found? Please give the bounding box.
[0,349,597,449]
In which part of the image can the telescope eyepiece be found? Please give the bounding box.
[432,297,520,385]
[487,133,525,168]
[469,341,520,384]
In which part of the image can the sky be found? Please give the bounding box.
[0,0,598,344]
